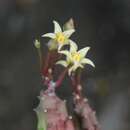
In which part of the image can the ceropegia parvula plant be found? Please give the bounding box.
[34,19,100,130]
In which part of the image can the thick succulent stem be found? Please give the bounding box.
[71,71,100,130]
[35,88,75,130]
[73,96,100,130]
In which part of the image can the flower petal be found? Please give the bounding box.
[56,60,68,67]
[58,50,72,59]
[78,47,90,58]
[73,62,83,71]
[69,40,78,52]
[58,44,63,51]
[63,29,75,38]
[42,33,56,39]
[72,64,78,71]
[68,63,83,75]
[68,66,74,76]
[53,21,62,33]
[81,58,95,67]
[58,41,69,51]
[79,64,84,68]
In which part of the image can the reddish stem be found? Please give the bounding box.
[71,71,82,98]
[70,75,77,91]
[41,49,63,89]
[56,68,68,87]
[42,51,51,76]
[76,69,81,85]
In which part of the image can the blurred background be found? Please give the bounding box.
[0,0,129,130]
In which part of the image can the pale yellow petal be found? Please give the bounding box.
[78,47,90,58]
[79,64,84,68]
[58,50,72,60]
[72,65,78,71]
[81,58,95,67]
[58,44,63,51]
[56,60,68,67]
[42,33,56,39]
[68,63,83,75]
[58,42,69,51]
[73,62,82,71]
[53,20,62,33]
[68,66,74,76]
[69,40,78,52]
[63,29,75,38]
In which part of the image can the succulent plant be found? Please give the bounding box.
[34,18,100,130]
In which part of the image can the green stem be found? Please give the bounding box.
[38,48,42,71]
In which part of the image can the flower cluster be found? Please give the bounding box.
[38,20,95,75]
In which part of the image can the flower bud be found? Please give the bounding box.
[34,39,41,49]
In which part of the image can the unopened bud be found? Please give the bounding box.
[63,18,75,30]
[34,39,40,48]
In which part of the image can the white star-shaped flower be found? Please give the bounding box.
[56,40,95,75]
[42,21,75,51]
